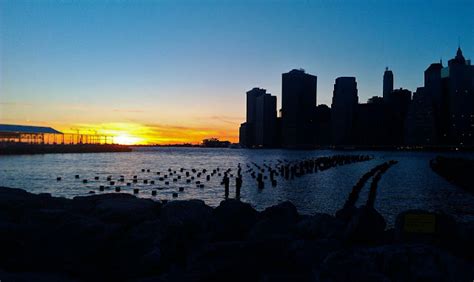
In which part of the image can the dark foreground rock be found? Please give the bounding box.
[0,186,473,282]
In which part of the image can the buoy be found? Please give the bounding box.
[133,179,138,183]
[56,177,62,181]
[110,181,115,185]
[144,179,148,184]
[165,181,169,185]
[94,176,99,180]
[179,187,184,192]
[172,192,178,198]
[115,186,121,192]
[173,178,177,182]
[133,175,138,179]
[133,188,139,194]
[147,169,150,172]
[83,179,88,183]
[75,175,80,179]
[152,190,157,196]
[127,182,131,186]
[200,184,204,188]
[159,177,164,181]
[141,169,145,172]
[99,186,105,191]
[150,180,155,184]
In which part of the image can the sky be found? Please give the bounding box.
[1,0,473,144]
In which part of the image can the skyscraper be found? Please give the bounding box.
[331,77,358,145]
[239,88,278,147]
[255,93,277,147]
[281,69,317,148]
[443,47,474,145]
[383,67,394,102]
[239,87,266,147]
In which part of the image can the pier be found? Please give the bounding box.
[0,124,131,154]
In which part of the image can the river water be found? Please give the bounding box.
[1,147,473,224]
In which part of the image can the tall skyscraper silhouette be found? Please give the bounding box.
[239,88,277,147]
[255,93,277,147]
[331,77,358,145]
[444,47,474,145]
[281,69,317,148]
[383,67,394,102]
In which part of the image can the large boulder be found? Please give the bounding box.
[159,200,213,264]
[260,201,299,222]
[318,248,387,282]
[160,200,213,231]
[344,206,386,244]
[248,202,299,241]
[296,213,345,240]
[319,244,474,282]
[288,239,343,270]
[212,199,258,240]
[72,193,161,224]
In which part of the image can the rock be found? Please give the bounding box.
[260,201,299,223]
[0,270,80,282]
[160,200,213,264]
[374,244,473,282]
[288,239,343,269]
[318,248,387,282]
[296,213,345,240]
[160,200,213,231]
[335,205,358,222]
[72,193,161,224]
[344,206,386,244]
[319,244,474,282]
[248,201,300,240]
[212,199,258,240]
[185,241,256,281]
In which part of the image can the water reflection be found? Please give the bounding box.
[1,148,473,224]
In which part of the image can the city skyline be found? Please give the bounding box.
[1,0,473,144]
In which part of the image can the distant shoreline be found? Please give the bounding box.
[0,143,132,155]
[2,142,474,155]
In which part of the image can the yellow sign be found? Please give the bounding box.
[403,214,436,233]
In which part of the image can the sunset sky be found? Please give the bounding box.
[1,0,473,144]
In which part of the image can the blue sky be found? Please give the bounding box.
[0,0,473,142]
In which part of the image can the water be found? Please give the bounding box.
[1,147,474,224]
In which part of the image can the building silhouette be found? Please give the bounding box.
[404,87,437,145]
[418,47,474,146]
[331,77,358,145]
[255,93,277,147]
[383,67,394,103]
[354,97,386,146]
[444,47,474,145]
[281,69,317,148]
[238,47,473,149]
[239,88,277,147]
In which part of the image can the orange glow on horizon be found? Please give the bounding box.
[53,122,239,145]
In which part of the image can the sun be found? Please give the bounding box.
[114,134,142,145]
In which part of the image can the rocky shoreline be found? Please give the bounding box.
[0,186,473,281]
